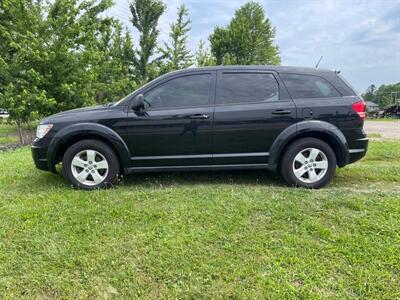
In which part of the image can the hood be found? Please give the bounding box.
[41,104,110,124]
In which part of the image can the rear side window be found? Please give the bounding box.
[217,73,279,105]
[280,73,341,99]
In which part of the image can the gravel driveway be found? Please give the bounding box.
[364,120,400,139]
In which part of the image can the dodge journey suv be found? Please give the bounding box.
[32,66,368,189]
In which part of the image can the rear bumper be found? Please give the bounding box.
[348,137,368,164]
[349,147,367,163]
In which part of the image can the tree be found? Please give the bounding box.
[363,84,376,102]
[0,0,55,143]
[375,83,400,108]
[129,0,166,83]
[195,40,215,67]
[209,27,230,65]
[90,23,137,103]
[209,1,280,65]
[159,4,193,73]
[362,83,400,108]
[0,0,130,143]
[41,0,118,111]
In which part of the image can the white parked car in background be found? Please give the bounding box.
[0,109,9,118]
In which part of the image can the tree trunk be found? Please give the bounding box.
[25,121,33,143]
[16,120,24,145]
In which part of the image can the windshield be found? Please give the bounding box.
[113,94,131,106]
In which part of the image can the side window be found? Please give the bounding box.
[144,74,211,109]
[217,73,279,105]
[280,73,340,99]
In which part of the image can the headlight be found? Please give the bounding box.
[36,124,53,139]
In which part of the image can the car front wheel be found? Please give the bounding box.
[280,137,336,189]
[62,139,120,189]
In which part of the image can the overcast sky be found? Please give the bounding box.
[109,0,400,93]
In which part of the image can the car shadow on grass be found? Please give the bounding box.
[120,169,286,188]
[46,165,366,190]
[34,166,280,190]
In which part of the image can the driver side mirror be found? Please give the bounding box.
[132,94,145,111]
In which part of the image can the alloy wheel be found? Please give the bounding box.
[70,150,109,186]
[292,147,328,184]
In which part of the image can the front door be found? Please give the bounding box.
[212,70,297,165]
[126,71,216,168]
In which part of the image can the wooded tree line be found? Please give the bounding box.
[0,0,280,136]
[362,83,400,108]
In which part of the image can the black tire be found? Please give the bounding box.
[62,139,120,190]
[280,138,336,189]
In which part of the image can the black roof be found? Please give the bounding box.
[173,65,335,75]
[119,64,353,105]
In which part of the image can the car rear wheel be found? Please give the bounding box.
[62,139,120,190]
[280,138,336,189]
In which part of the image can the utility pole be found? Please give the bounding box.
[391,92,398,105]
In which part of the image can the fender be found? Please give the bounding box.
[267,120,349,172]
[47,123,131,173]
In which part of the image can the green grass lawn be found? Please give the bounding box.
[0,141,399,299]
[367,132,383,138]
[0,121,37,146]
[0,123,19,144]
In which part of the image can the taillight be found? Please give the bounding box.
[352,100,366,120]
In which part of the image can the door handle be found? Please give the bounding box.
[189,114,209,119]
[272,109,291,115]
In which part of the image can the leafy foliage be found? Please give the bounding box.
[209,1,280,65]
[363,84,377,103]
[88,22,137,103]
[39,0,120,111]
[363,83,400,108]
[159,4,193,74]
[0,0,55,142]
[129,0,166,83]
[0,0,285,144]
[0,0,136,143]
[195,40,216,67]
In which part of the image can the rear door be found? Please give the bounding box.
[278,73,343,125]
[212,70,297,165]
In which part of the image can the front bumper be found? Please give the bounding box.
[31,144,49,171]
[31,137,54,172]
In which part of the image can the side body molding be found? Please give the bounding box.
[267,120,349,172]
[47,123,131,172]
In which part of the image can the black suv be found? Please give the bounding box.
[32,66,368,189]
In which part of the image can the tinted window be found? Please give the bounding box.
[217,73,279,105]
[280,73,340,99]
[144,74,211,109]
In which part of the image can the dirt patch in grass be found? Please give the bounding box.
[364,120,400,139]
